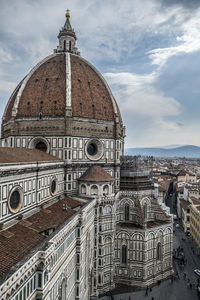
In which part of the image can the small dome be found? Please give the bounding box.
[79,165,114,182]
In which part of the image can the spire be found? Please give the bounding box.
[64,10,73,31]
[55,10,80,55]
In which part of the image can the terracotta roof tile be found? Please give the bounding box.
[25,198,81,233]
[0,147,61,163]
[71,55,115,121]
[0,197,84,278]
[190,197,200,205]
[178,169,187,176]
[0,224,44,277]
[3,54,120,123]
[180,199,190,209]
[79,165,114,182]
[158,181,170,192]
[18,54,66,118]
[65,197,84,209]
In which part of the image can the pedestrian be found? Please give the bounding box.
[171,275,174,284]
[128,297,131,300]
[150,287,152,292]
[152,297,154,300]
[145,287,148,296]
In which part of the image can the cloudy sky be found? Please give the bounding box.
[1,0,200,148]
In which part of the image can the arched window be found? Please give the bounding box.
[125,204,130,221]
[91,185,98,195]
[143,203,147,219]
[44,271,48,284]
[76,254,80,264]
[104,237,112,265]
[103,185,109,195]
[104,205,112,214]
[76,269,80,280]
[81,184,86,195]
[69,41,72,51]
[122,245,127,264]
[157,243,162,260]
[64,40,66,51]
[61,280,67,300]
[76,286,79,296]
[98,274,102,284]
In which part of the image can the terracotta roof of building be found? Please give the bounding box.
[79,165,114,182]
[158,181,170,192]
[24,198,78,233]
[0,197,84,278]
[180,199,190,210]
[190,197,200,205]
[3,53,121,123]
[0,223,44,278]
[178,169,196,177]
[0,147,61,163]
[178,169,187,176]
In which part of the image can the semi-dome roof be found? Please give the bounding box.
[3,53,121,123]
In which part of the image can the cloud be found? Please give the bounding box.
[0,80,16,92]
[148,8,200,67]
[0,48,13,63]
[105,71,181,123]
[159,0,200,10]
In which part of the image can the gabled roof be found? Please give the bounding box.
[79,165,114,182]
[0,147,61,163]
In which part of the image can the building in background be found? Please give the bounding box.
[190,204,200,255]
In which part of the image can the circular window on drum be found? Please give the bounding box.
[50,177,57,196]
[8,186,23,214]
[85,139,104,161]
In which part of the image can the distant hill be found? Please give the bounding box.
[125,145,200,158]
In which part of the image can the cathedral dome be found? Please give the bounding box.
[1,11,124,150]
[3,53,120,122]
